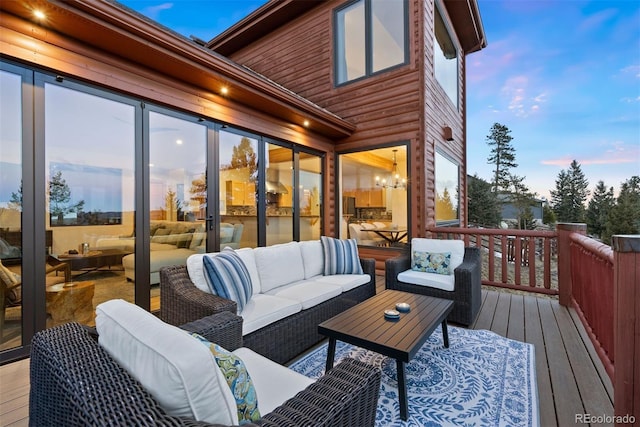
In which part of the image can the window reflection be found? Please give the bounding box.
[219,131,257,249]
[435,151,459,223]
[44,82,135,328]
[434,6,458,107]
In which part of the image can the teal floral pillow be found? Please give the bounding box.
[411,251,452,275]
[191,333,260,424]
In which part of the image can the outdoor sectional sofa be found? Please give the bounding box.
[30,306,381,426]
[160,238,376,364]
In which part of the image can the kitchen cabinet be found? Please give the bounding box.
[278,185,293,207]
[226,181,255,206]
[355,188,385,207]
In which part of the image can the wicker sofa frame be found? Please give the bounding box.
[160,257,376,365]
[385,246,482,326]
[30,311,381,427]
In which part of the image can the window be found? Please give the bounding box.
[435,151,459,224]
[434,6,458,107]
[335,0,408,85]
[339,146,408,246]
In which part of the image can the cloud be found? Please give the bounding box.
[578,8,617,33]
[541,141,640,167]
[500,75,547,118]
[620,64,640,79]
[142,2,173,20]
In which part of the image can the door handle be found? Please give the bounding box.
[205,215,214,231]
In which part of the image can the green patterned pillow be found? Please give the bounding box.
[411,251,452,275]
[191,333,261,424]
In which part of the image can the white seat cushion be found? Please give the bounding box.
[265,280,342,309]
[254,242,305,292]
[312,273,371,292]
[397,269,455,291]
[241,294,302,335]
[232,347,313,415]
[95,299,238,424]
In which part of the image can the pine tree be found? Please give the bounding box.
[506,173,537,230]
[486,123,518,194]
[550,160,589,222]
[585,180,614,239]
[467,174,501,227]
[48,171,85,224]
[603,176,640,244]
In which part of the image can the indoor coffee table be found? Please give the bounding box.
[318,289,454,421]
[54,249,130,278]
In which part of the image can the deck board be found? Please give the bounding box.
[0,286,614,426]
[524,295,557,427]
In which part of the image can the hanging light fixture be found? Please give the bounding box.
[375,149,407,189]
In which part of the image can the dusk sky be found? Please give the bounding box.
[120,0,640,200]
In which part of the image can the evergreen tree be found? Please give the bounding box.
[467,174,501,227]
[603,176,640,244]
[550,160,589,222]
[230,137,258,182]
[542,203,556,225]
[48,171,85,224]
[486,123,518,194]
[506,173,537,230]
[585,180,614,239]
[9,181,23,210]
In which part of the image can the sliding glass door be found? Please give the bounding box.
[43,79,137,329]
[148,110,208,310]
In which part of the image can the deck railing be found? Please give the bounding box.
[427,226,558,295]
[569,231,614,380]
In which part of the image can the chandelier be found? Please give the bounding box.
[375,149,407,189]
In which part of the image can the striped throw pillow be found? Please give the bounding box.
[203,249,253,313]
[321,236,363,275]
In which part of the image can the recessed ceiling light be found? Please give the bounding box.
[176,139,183,145]
[221,86,229,95]
[34,10,46,20]
[303,120,310,127]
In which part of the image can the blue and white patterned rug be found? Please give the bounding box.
[288,326,539,426]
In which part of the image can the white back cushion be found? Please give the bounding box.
[411,238,465,271]
[95,299,238,424]
[253,242,305,292]
[299,240,324,279]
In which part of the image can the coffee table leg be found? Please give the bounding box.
[442,319,450,348]
[325,338,336,373]
[397,359,408,420]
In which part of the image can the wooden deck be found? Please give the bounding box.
[0,288,614,426]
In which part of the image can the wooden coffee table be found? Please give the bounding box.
[318,289,454,421]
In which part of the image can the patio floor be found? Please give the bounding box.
[0,281,614,426]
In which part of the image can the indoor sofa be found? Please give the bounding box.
[160,238,376,364]
[30,302,381,427]
[94,221,243,284]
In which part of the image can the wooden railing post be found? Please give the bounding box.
[556,223,586,307]
[612,235,640,425]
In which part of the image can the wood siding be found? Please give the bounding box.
[224,0,468,234]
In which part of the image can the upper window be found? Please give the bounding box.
[335,0,408,85]
[434,6,458,107]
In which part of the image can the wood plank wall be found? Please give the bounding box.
[226,0,469,236]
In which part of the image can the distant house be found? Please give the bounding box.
[498,194,545,225]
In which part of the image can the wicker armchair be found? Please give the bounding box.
[385,245,482,326]
[30,311,381,427]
